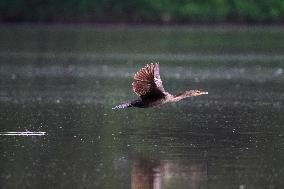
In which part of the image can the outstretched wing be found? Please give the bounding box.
[132,63,166,99]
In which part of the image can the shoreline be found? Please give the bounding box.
[1,22,284,32]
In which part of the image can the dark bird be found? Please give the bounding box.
[112,63,208,109]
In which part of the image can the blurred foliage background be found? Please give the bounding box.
[1,0,284,23]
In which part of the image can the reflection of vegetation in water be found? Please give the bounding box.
[1,26,284,54]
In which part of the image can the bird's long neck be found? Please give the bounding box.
[171,92,188,102]
[170,90,196,102]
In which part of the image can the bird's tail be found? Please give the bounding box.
[112,102,132,109]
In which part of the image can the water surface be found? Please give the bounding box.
[0,25,284,189]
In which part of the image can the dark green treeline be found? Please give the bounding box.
[1,0,284,23]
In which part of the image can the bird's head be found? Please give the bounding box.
[184,90,208,97]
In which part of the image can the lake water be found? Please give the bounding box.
[0,25,284,189]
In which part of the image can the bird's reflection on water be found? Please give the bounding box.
[131,159,161,189]
[131,158,207,189]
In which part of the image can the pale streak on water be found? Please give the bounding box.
[1,51,284,61]
[1,52,283,82]
[0,132,46,136]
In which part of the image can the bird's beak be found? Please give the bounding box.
[196,90,208,96]
[201,91,208,95]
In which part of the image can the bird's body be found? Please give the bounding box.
[112,63,208,109]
